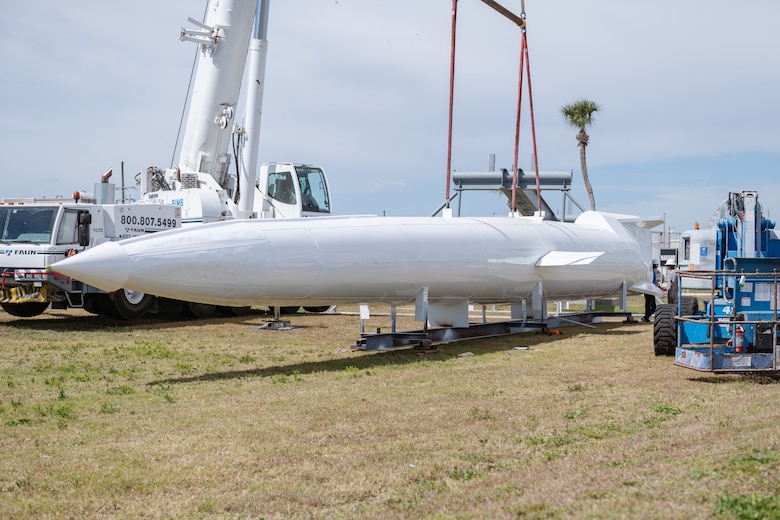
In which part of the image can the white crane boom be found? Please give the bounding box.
[178,0,255,185]
[139,0,331,223]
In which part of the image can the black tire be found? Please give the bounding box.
[217,306,251,316]
[107,289,153,320]
[83,295,105,315]
[182,302,216,318]
[653,304,677,356]
[1,301,50,317]
[680,295,699,315]
[279,306,300,315]
[90,294,120,318]
[303,306,330,313]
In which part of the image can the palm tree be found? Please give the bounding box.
[561,99,600,210]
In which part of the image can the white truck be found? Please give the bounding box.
[1,0,333,320]
[0,174,184,319]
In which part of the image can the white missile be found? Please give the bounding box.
[52,212,661,326]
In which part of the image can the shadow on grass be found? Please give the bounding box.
[3,311,647,336]
[690,374,780,385]
[149,321,642,386]
[0,308,281,332]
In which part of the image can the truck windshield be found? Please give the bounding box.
[296,166,331,214]
[0,206,58,243]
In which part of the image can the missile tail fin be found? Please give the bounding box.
[537,251,604,266]
[630,280,664,297]
[615,216,665,230]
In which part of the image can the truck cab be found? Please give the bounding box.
[259,163,331,219]
[1,196,180,318]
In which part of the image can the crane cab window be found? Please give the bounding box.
[267,172,297,205]
[295,166,330,214]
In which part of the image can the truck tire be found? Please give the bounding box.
[107,290,153,320]
[1,301,50,317]
[653,304,677,356]
[217,306,251,316]
[89,294,122,318]
[280,306,300,315]
[182,302,216,318]
[83,295,104,315]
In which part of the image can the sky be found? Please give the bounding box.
[1,1,778,235]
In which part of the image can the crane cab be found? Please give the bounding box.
[258,163,332,219]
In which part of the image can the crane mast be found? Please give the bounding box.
[138,0,332,224]
[237,1,270,218]
[178,0,256,188]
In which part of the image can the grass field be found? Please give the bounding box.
[1,305,779,519]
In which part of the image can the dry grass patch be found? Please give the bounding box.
[1,306,779,518]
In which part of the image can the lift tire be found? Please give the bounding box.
[303,306,330,313]
[680,295,699,315]
[217,306,252,317]
[653,304,677,356]
[279,306,300,315]
[1,301,50,318]
[107,290,153,320]
[182,302,216,318]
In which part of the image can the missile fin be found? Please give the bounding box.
[536,251,603,266]
[629,280,664,297]
[575,211,663,231]
[616,216,665,230]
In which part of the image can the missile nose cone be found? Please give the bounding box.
[52,241,131,292]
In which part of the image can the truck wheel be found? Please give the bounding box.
[182,302,216,318]
[88,294,118,318]
[280,306,300,315]
[303,306,330,313]
[108,290,153,320]
[1,301,50,317]
[83,295,102,315]
[653,304,677,356]
[217,306,251,316]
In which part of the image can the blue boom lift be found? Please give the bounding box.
[653,191,780,372]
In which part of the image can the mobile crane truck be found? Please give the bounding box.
[1,0,333,320]
[137,0,332,225]
[653,190,780,372]
[1,172,182,319]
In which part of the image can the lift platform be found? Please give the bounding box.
[672,265,780,373]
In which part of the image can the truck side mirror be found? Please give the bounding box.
[77,211,92,247]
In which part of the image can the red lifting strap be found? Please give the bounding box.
[447,1,541,215]
[511,21,542,216]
